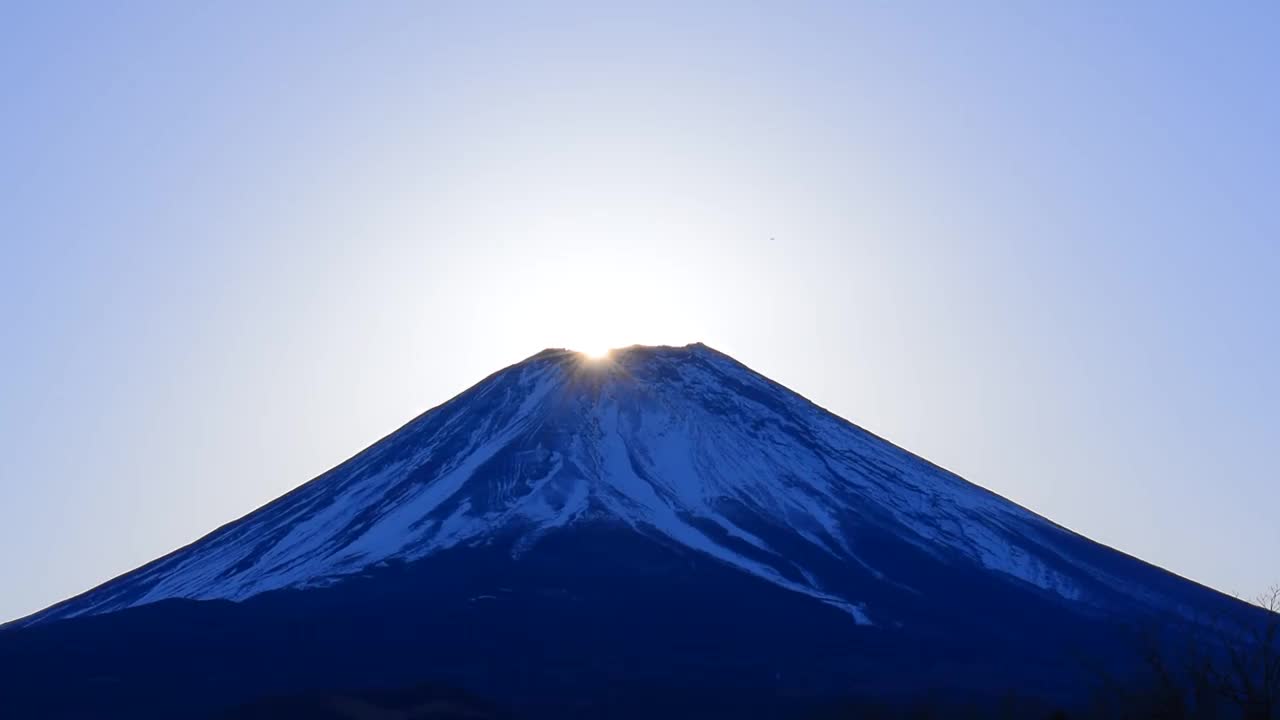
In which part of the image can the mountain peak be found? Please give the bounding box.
[513,342,745,400]
[526,341,719,364]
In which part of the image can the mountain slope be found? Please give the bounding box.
[17,344,1227,628]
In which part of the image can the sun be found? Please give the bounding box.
[580,344,612,360]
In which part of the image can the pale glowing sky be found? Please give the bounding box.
[2,3,1278,623]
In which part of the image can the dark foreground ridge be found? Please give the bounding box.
[0,344,1272,719]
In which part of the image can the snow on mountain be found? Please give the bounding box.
[19,344,1193,627]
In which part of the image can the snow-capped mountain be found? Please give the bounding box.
[1,344,1256,719]
[17,344,1221,628]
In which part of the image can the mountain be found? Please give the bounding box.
[0,344,1257,718]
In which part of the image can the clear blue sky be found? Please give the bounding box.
[2,2,1277,623]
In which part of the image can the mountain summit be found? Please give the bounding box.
[0,344,1256,718]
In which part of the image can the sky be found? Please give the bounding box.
[1,2,1278,623]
